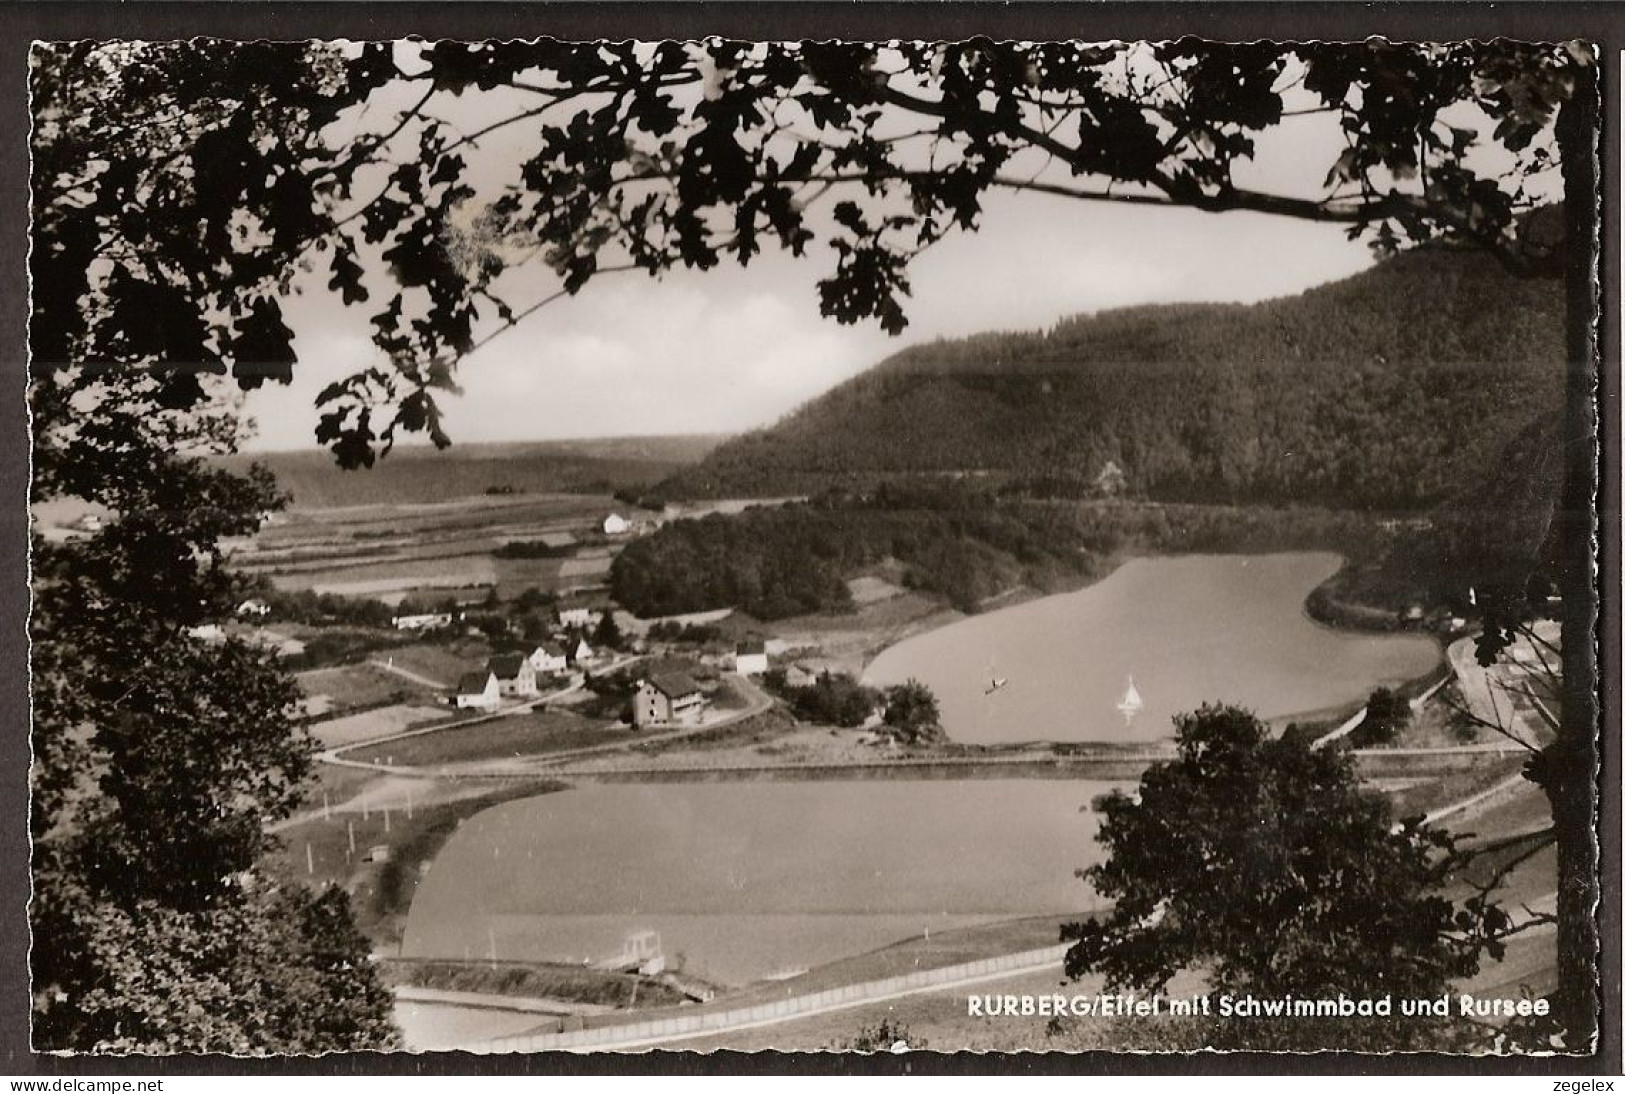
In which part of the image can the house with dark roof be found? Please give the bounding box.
[527,642,569,676]
[634,673,707,727]
[487,653,539,698]
[454,671,500,710]
[734,638,768,676]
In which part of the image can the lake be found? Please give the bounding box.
[401,779,1113,986]
[864,552,1441,745]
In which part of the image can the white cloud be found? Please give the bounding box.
[243,133,1379,452]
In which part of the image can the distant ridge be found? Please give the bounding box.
[221,435,726,509]
[660,246,1563,511]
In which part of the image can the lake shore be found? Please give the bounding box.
[862,551,1443,747]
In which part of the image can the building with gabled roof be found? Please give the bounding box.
[735,638,768,676]
[527,642,569,675]
[454,671,500,710]
[634,673,706,727]
[487,653,539,698]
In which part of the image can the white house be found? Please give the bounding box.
[558,607,602,629]
[487,653,539,698]
[734,638,769,677]
[236,598,271,618]
[569,637,594,665]
[454,671,501,710]
[783,664,817,688]
[186,623,225,642]
[602,513,632,536]
[634,674,707,727]
[393,612,453,631]
[247,629,306,659]
[527,642,569,675]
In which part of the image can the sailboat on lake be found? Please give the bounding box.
[1116,675,1144,724]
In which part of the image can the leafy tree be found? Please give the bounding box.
[593,609,624,650]
[1062,705,1499,1040]
[28,391,400,1047]
[882,679,942,744]
[1350,685,1411,747]
[786,672,880,728]
[842,1017,922,1053]
[29,36,1599,1047]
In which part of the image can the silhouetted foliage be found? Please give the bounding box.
[1063,705,1500,1042]
[1350,686,1411,747]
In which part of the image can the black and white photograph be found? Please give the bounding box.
[18,22,1614,1066]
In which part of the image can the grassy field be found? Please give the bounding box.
[378,642,488,689]
[381,958,690,1009]
[312,703,449,750]
[345,708,624,767]
[298,663,419,711]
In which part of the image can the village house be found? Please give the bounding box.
[784,658,840,688]
[569,636,594,665]
[633,673,707,728]
[602,513,632,536]
[393,611,454,631]
[734,638,769,676]
[454,671,500,711]
[527,642,569,675]
[246,629,306,659]
[783,663,817,688]
[236,598,271,617]
[487,653,539,698]
[558,607,602,629]
[186,623,225,642]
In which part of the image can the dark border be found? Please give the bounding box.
[1,2,1619,1078]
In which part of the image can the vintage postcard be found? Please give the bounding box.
[20,25,1612,1066]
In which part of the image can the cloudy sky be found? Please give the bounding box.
[236,46,1520,452]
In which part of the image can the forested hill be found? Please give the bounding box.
[660,245,1563,510]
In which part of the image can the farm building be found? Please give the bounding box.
[634,673,706,728]
[569,637,594,665]
[236,598,271,617]
[602,513,631,536]
[487,653,539,698]
[735,639,769,676]
[454,671,500,710]
[527,642,569,675]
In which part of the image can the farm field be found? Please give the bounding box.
[312,703,451,750]
[345,708,624,767]
[299,663,423,711]
[378,643,491,689]
[235,493,624,601]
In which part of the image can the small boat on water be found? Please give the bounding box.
[1116,676,1144,723]
[985,676,1008,695]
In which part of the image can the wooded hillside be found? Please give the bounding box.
[662,246,1562,509]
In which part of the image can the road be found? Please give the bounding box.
[441,672,777,776]
[478,944,1070,1053]
[316,654,643,772]
[314,661,772,780]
